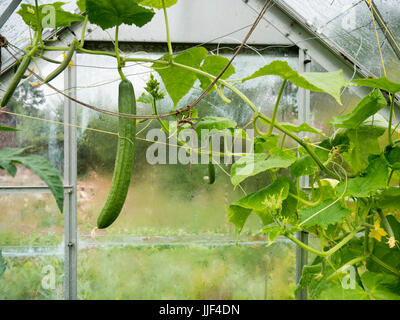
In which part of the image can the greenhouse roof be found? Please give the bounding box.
[0,0,399,84]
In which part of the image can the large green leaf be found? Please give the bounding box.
[195,116,236,133]
[384,145,400,169]
[253,134,279,153]
[280,122,325,136]
[153,47,208,106]
[295,264,322,296]
[281,176,299,224]
[299,200,352,228]
[0,125,18,132]
[296,262,368,300]
[197,55,236,91]
[290,155,318,178]
[316,280,369,300]
[17,2,84,31]
[376,188,400,209]
[242,60,344,104]
[14,155,64,213]
[361,272,400,300]
[330,89,387,128]
[342,113,388,138]
[230,149,297,187]
[341,115,388,172]
[86,0,155,30]
[343,133,381,174]
[139,0,178,9]
[76,0,86,12]
[227,177,290,231]
[0,148,64,212]
[337,156,389,198]
[353,77,400,94]
[0,148,24,176]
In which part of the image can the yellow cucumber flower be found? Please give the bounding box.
[62,52,74,68]
[368,220,387,242]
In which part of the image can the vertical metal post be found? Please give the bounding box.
[63,53,77,300]
[295,48,311,300]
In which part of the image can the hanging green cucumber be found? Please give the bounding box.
[42,39,78,85]
[0,54,31,108]
[97,79,136,229]
[207,136,216,184]
[208,162,216,184]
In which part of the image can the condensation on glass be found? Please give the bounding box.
[0,193,64,300]
[0,68,64,186]
[73,45,299,299]
[279,0,400,81]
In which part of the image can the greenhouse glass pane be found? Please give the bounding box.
[75,45,299,235]
[0,0,78,72]
[279,0,400,79]
[373,0,400,48]
[77,242,296,300]
[0,193,64,300]
[0,64,64,186]
[309,60,362,139]
[75,45,298,299]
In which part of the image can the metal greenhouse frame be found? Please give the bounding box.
[0,0,399,300]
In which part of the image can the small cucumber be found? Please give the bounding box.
[207,137,216,184]
[97,79,136,229]
[1,54,31,108]
[42,39,78,84]
[208,162,215,184]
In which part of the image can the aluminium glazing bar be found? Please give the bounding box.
[63,53,78,300]
[0,0,23,30]
[295,48,311,301]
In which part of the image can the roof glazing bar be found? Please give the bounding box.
[0,0,23,30]
[364,0,400,60]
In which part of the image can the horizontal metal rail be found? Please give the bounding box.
[0,186,73,194]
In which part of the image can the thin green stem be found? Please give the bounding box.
[34,0,44,47]
[364,218,371,256]
[162,0,173,57]
[215,85,231,104]
[286,234,326,257]
[388,169,394,186]
[370,254,400,276]
[389,95,395,146]
[152,97,169,133]
[253,116,267,136]
[80,15,89,48]
[40,45,165,63]
[326,256,366,281]
[268,79,287,135]
[377,208,395,239]
[115,26,126,81]
[37,55,61,64]
[280,134,287,149]
[325,228,363,257]
[289,192,322,207]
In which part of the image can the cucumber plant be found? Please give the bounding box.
[1,0,400,299]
